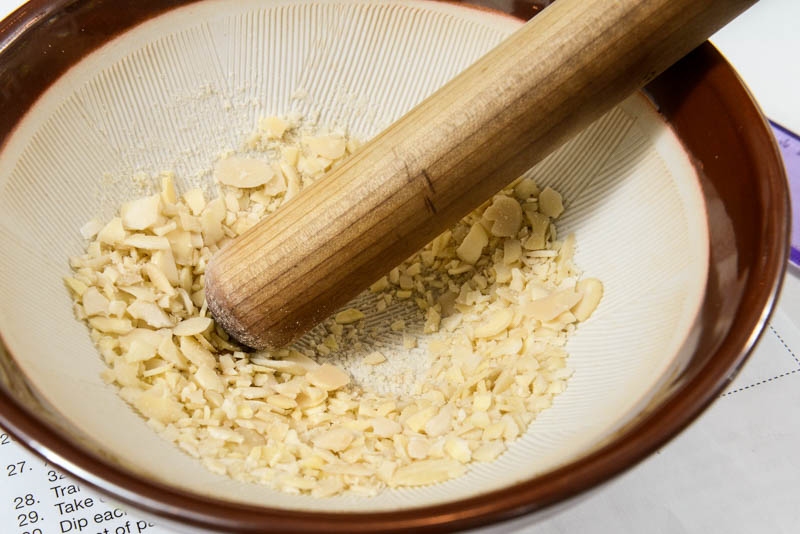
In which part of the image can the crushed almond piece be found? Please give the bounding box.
[214,156,277,189]
[312,427,354,452]
[363,352,386,365]
[306,364,350,391]
[259,116,289,138]
[334,308,365,324]
[482,195,523,237]
[456,222,488,265]
[173,316,213,336]
[572,278,604,321]
[121,194,161,230]
[538,186,564,218]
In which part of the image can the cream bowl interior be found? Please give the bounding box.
[0,0,707,512]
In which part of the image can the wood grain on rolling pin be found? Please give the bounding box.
[205,0,756,349]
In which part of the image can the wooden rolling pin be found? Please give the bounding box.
[205,0,756,350]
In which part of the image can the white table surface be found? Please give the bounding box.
[1,0,798,533]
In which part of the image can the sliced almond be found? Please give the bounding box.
[194,364,224,392]
[215,157,275,188]
[482,196,523,237]
[405,406,435,434]
[572,278,604,321]
[363,351,386,365]
[173,316,213,336]
[127,300,174,328]
[88,317,133,335]
[267,394,297,410]
[296,386,327,409]
[160,172,177,204]
[334,308,365,324]
[391,459,466,487]
[370,417,402,438]
[473,441,505,462]
[444,436,472,463]
[538,186,564,218]
[249,357,308,376]
[201,197,226,245]
[524,290,582,321]
[133,387,184,423]
[157,336,188,369]
[182,188,206,216]
[179,336,216,368]
[369,276,389,293]
[123,234,171,250]
[121,194,161,230]
[456,222,488,265]
[523,209,550,250]
[151,249,179,285]
[503,239,522,264]
[306,364,350,391]
[82,286,109,316]
[312,428,354,452]
[258,116,289,138]
[424,406,453,437]
[473,308,513,338]
[97,217,126,245]
[303,135,347,160]
[513,178,539,200]
[143,262,176,296]
[165,230,193,265]
[407,437,431,459]
[80,218,104,240]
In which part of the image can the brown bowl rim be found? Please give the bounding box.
[0,1,791,532]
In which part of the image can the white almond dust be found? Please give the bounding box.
[65,116,603,497]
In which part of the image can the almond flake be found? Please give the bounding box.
[312,428,354,452]
[306,364,350,391]
[258,116,289,138]
[482,196,523,237]
[303,135,346,159]
[363,352,386,365]
[88,317,133,335]
[127,300,174,328]
[82,287,109,316]
[194,364,224,392]
[538,186,564,218]
[572,278,604,321]
[179,336,216,368]
[473,308,513,338]
[121,194,161,230]
[215,157,275,188]
[173,317,213,337]
[334,308,365,324]
[456,222,488,265]
[391,459,466,487]
[123,234,171,250]
[97,217,126,245]
[80,218,104,239]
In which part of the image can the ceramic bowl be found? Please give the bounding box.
[0,0,789,531]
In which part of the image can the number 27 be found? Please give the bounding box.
[6,461,26,476]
